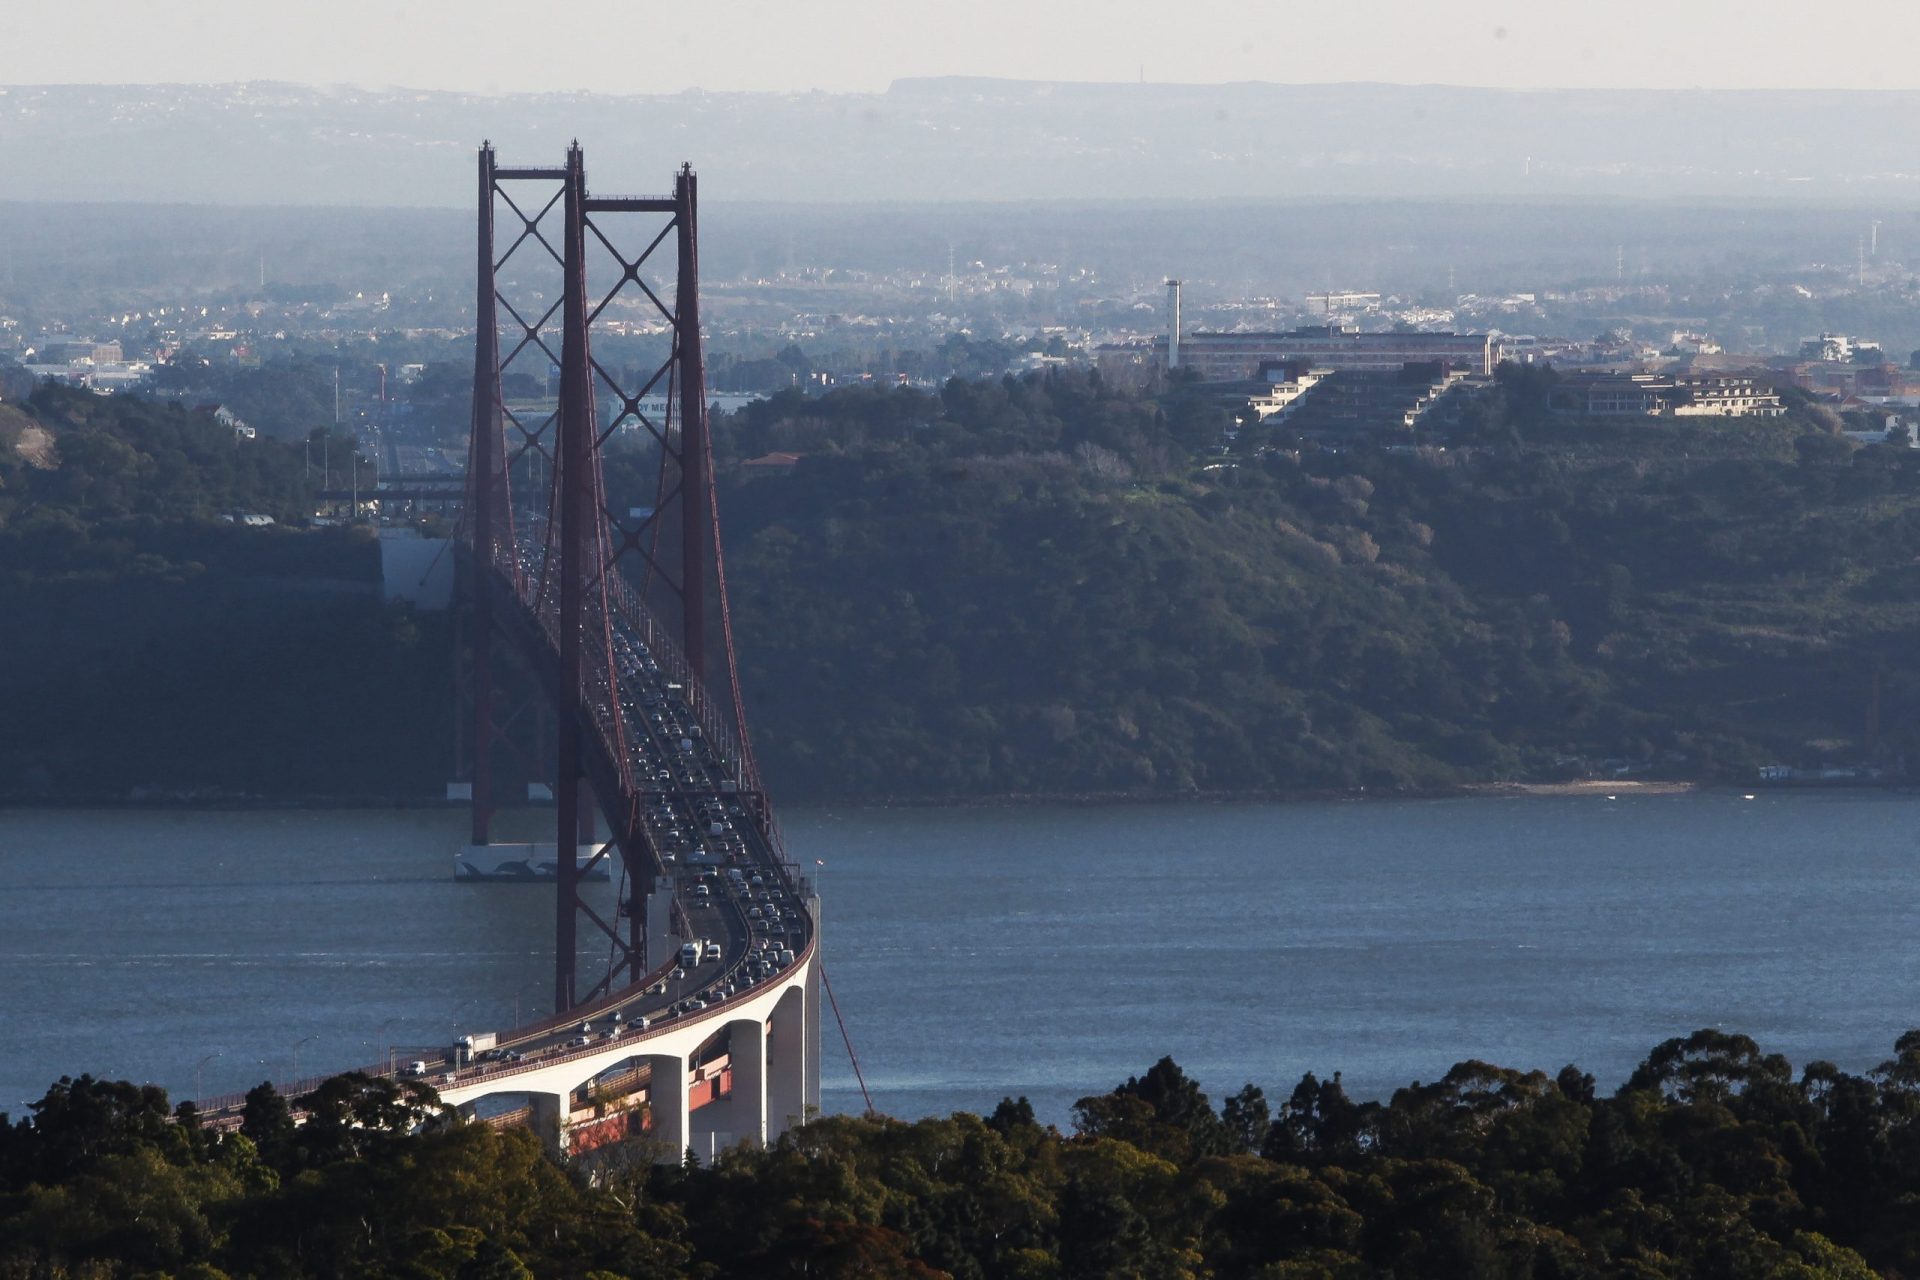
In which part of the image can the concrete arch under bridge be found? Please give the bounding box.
[438,952,820,1158]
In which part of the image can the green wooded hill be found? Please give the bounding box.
[4,370,1917,802]
[698,370,1920,798]
[0,385,450,801]
[4,1029,1919,1277]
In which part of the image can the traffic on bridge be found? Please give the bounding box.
[196,142,830,1159]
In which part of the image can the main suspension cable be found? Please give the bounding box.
[819,961,874,1116]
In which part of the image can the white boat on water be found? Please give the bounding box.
[455,842,613,883]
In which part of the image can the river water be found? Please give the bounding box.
[1,792,1917,1124]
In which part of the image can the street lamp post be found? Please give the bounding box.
[513,975,547,1028]
[366,1017,402,1076]
[194,1052,222,1102]
[290,1034,319,1089]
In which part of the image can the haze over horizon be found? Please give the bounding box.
[8,78,1920,208]
[8,0,1920,95]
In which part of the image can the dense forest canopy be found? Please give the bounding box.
[4,1028,1920,1277]
[5,367,1919,801]
[0,385,449,800]
[682,368,1920,798]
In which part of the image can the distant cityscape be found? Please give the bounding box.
[7,234,1920,464]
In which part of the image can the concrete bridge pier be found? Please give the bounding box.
[768,985,808,1138]
[728,1017,767,1148]
[643,1052,689,1160]
[528,1091,569,1156]
[805,897,823,1115]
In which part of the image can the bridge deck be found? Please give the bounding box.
[198,531,815,1119]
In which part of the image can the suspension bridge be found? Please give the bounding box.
[198,143,834,1159]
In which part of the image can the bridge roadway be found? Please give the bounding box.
[431,939,820,1156]
[198,533,821,1157]
[448,531,823,1153]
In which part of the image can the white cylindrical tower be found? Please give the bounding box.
[1165,278,1182,370]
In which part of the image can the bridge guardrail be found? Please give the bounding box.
[194,842,815,1115]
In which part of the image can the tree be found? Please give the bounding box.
[1222,1084,1270,1156]
[1073,1058,1232,1162]
[15,1075,182,1185]
[239,1082,295,1168]
[1626,1028,1792,1105]
[988,1096,1038,1136]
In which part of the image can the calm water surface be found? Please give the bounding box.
[1,792,1917,1124]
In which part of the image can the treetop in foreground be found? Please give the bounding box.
[4,1029,1920,1277]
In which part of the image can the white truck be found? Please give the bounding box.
[454,1032,498,1065]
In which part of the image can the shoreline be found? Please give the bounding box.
[11,776,1893,814]
[1461,779,1702,799]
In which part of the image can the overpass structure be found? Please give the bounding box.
[200,143,825,1158]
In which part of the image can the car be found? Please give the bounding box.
[748,906,763,919]
[602,1029,622,1041]
[688,999,708,1011]
[402,1061,428,1077]
[703,942,722,961]
[570,1036,591,1047]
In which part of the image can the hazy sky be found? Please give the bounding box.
[7,0,1920,94]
